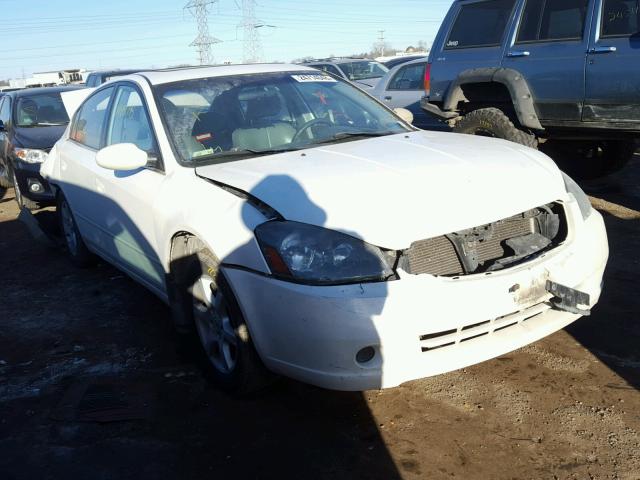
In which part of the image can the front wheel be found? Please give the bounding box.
[171,241,271,393]
[453,107,538,149]
[11,167,38,210]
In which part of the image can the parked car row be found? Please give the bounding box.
[24,63,608,393]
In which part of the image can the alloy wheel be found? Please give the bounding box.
[192,276,239,374]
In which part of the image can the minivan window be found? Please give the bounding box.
[388,63,427,90]
[445,0,516,49]
[601,0,640,37]
[517,0,590,43]
[71,87,114,149]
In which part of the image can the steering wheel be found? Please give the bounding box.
[291,118,334,144]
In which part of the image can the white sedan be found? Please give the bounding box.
[42,64,608,392]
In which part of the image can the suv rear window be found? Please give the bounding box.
[517,0,590,43]
[601,0,640,37]
[445,0,516,49]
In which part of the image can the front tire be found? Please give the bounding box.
[454,107,538,149]
[57,193,96,267]
[170,239,271,393]
[11,167,38,210]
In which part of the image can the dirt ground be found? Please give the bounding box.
[1,158,639,480]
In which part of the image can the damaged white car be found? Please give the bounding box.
[41,64,608,392]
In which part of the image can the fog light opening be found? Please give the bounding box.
[356,346,376,364]
[28,179,43,193]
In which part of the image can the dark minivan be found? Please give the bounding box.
[0,86,83,208]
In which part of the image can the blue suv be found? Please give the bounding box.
[421,0,639,177]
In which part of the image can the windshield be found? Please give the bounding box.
[338,61,389,81]
[15,93,70,127]
[155,71,409,164]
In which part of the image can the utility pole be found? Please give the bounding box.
[377,30,386,56]
[240,0,264,63]
[185,0,221,65]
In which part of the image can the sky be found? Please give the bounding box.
[0,0,454,80]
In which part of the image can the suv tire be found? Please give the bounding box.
[453,107,538,149]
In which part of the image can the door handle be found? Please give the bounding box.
[589,46,617,54]
[507,50,530,58]
[384,96,392,101]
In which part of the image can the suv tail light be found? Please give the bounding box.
[424,63,432,97]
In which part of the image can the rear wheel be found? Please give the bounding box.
[541,139,637,179]
[170,239,271,393]
[454,107,538,149]
[57,193,96,267]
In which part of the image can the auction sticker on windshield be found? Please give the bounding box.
[291,74,336,83]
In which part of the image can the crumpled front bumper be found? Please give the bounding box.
[224,202,608,391]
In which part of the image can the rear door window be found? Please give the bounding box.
[445,0,516,49]
[388,63,427,91]
[517,0,590,43]
[601,0,640,37]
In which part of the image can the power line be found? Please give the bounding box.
[185,0,221,65]
[240,0,264,64]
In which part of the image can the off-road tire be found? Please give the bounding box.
[57,193,96,267]
[170,237,272,394]
[11,167,38,210]
[541,139,637,180]
[454,107,538,149]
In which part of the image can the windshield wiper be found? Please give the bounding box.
[193,146,301,164]
[308,131,398,146]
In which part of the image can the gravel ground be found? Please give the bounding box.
[0,158,638,480]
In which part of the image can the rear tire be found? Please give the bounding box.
[454,107,539,149]
[57,193,96,267]
[170,238,271,394]
[541,139,636,179]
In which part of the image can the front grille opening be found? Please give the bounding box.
[401,202,567,277]
[420,328,457,341]
[460,331,489,343]
[494,321,518,332]
[421,341,455,352]
[462,320,490,331]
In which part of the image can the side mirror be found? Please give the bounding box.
[96,143,148,171]
[394,107,414,125]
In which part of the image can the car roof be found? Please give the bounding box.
[136,63,318,86]
[89,69,142,77]
[7,85,84,98]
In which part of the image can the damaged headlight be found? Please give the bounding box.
[14,148,48,164]
[562,172,592,220]
[255,221,394,284]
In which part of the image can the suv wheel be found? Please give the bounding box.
[541,140,637,179]
[453,107,538,149]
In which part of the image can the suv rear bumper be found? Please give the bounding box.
[420,97,458,120]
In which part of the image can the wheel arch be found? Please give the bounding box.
[444,67,543,131]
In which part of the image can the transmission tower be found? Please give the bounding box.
[185,0,221,65]
[240,0,263,64]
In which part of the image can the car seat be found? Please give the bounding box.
[231,93,295,151]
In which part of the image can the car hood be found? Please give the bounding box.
[196,131,566,250]
[13,125,68,150]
